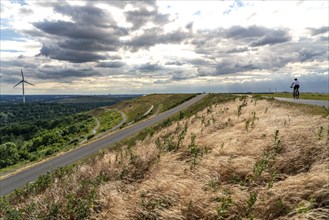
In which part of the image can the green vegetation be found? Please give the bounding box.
[0,113,96,171]
[254,92,329,101]
[96,110,122,132]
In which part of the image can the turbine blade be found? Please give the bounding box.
[21,69,24,80]
[24,81,35,86]
[13,81,23,87]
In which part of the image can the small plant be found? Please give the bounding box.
[246,192,258,219]
[216,195,232,217]
[245,119,252,131]
[268,170,277,188]
[296,199,315,214]
[273,130,282,154]
[253,157,268,177]
[206,177,220,192]
[265,107,268,114]
[273,198,290,217]
[188,133,201,169]
[317,126,323,140]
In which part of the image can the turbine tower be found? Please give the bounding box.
[13,69,35,103]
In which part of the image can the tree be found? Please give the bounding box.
[0,142,20,168]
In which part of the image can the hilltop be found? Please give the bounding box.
[1,95,328,219]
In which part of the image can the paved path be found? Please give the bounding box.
[275,97,329,107]
[0,94,206,196]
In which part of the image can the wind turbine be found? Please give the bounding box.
[13,69,35,103]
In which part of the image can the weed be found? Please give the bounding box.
[318,126,324,140]
[268,170,277,188]
[274,198,290,217]
[237,99,248,117]
[155,137,162,150]
[265,107,268,114]
[140,192,173,211]
[297,199,315,214]
[206,177,220,192]
[188,133,201,169]
[216,195,232,217]
[201,115,206,125]
[273,130,282,154]
[246,192,258,219]
[253,157,268,177]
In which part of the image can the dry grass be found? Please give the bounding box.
[2,96,328,219]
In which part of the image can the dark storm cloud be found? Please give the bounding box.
[126,28,189,51]
[307,26,329,36]
[31,1,177,63]
[97,61,125,68]
[138,63,163,72]
[124,2,170,30]
[33,21,126,42]
[58,39,118,52]
[36,66,101,79]
[39,45,107,63]
[53,3,116,27]
[31,2,130,63]
[192,26,291,51]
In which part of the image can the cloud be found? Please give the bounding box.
[36,66,101,79]
[224,46,249,53]
[165,60,186,66]
[53,3,116,27]
[38,44,107,63]
[97,61,125,68]
[250,29,291,47]
[307,26,329,36]
[213,60,260,75]
[126,28,189,51]
[137,63,163,72]
[224,25,268,40]
[298,48,327,62]
[124,2,170,30]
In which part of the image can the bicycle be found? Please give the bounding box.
[292,87,299,99]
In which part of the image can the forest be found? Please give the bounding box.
[0,96,135,171]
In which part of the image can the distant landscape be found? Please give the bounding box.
[0,94,194,173]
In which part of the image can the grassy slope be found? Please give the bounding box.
[1,95,328,219]
[110,94,196,123]
[255,93,329,101]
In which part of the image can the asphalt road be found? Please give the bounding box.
[0,94,207,197]
[275,97,329,107]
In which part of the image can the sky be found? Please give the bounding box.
[0,0,328,95]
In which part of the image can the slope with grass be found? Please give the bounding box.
[1,95,328,219]
[110,93,196,123]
